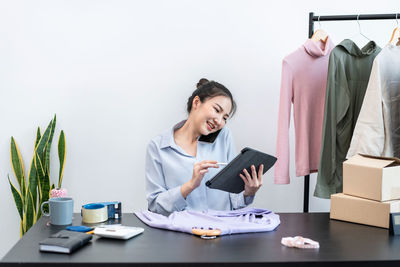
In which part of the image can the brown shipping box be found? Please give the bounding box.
[330,193,400,228]
[343,154,400,201]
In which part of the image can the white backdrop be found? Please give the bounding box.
[0,0,398,258]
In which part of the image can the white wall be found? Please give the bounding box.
[0,0,398,258]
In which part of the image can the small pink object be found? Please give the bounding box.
[281,236,319,249]
[51,188,68,198]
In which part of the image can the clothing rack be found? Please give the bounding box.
[303,12,400,213]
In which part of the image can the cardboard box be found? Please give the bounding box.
[343,154,400,201]
[330,193,400,228]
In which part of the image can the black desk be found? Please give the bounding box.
[2,213,400,266]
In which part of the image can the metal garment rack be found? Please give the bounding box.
[303,12,400,213]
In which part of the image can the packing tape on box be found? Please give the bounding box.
[81,203,108,224]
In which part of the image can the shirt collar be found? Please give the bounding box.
[338,39,380,57]
[303,36,334,57]
[160,120,185,149]
[160,120,220,149]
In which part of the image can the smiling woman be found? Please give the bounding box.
[145,79,264,216]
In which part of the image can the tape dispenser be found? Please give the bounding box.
[81,201,122,224]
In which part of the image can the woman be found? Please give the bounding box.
[145,78,264,216]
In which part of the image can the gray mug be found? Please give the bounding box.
[41,197,73,225]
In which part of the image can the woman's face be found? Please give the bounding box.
[191,95,232,136]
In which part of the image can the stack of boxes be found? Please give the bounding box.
[330,154,400,228]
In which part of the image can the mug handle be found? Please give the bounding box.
[41,201,50,216]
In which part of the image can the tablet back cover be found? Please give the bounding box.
[206,147,277,193]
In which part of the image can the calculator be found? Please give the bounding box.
[94,225,144,240]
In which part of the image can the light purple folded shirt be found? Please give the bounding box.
[134,207,280,235]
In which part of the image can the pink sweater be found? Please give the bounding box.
[274,37,334,184]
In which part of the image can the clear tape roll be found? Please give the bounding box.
[81,203,108,223]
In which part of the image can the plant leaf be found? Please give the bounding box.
[35,116,56,216]
[44,115,56,175]
[32,192,37,225]
[36,170,42,220]
[35,118,53,166]
[35,151,45,194]
[35,151,50,213]
[43,160,51,206]
[28,127,41,208]
[35,150,45,215]
[20,221,24,238]
[10,137,26,198]
[26,155,38,212]
[8,175,23,221]
[35,127,41,149]
[49,183,55,199]
[58,130,66,188]
[24,188,35,232]
[22,212,26,234]
[36,201,42,220]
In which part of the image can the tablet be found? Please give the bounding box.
[206,147,277,193]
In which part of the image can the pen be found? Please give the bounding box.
[216,162,228,166]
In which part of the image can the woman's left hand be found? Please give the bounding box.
[240,164,264,197]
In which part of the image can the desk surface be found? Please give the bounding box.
[2,212,400,266]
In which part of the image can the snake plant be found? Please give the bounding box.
[8,115,67,237]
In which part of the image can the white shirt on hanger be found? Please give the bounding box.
[347,44,400,158]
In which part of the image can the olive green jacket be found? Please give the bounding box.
[314,39,381,199]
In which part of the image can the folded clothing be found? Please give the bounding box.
[135,207,280,236]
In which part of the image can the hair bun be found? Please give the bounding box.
[196,78,209,88]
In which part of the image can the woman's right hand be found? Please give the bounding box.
[181,160,218,199]
[190,160,219,188]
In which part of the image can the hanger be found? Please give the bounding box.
[350,14,371,45]
[388,14,400,46]
[311,16,328,43]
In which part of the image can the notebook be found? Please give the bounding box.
[39,230,92,254]
[206,147,277,193]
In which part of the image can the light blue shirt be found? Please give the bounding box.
[145,120,254,216]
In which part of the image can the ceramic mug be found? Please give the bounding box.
[40,197,73,225]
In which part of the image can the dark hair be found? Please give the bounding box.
[186,78,237,117]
